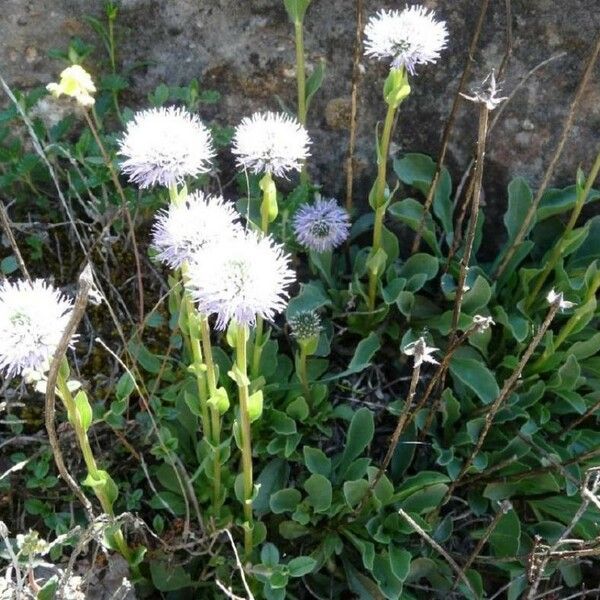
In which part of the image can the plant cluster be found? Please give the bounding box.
[1,1,600,599]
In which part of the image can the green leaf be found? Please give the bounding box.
[489,508,520,558]
[149,560,193,591]
[347,333,380,374]
[208,386,230,415]
[388,198,439,254]
[461,276,492,314]
[127,339,161,374]
[389,545,411,582]
[247,390,263,423]
[270,409,297,434]
[0,255,18,275]
[366,247,387,276]
[283,0,311,21]
[287,280,331,318]
[115,372,135,401]
[279,520,309,540]
[83,469,118,507]
[393,471,451,501]
[339,407,374,472]
[571,331,600,360]
[255,459,290,515]
[398,253,439,292]
[73,390,93,432]
[303,446,331,476]
[304,474,332,512]
[261,543,280,567]
[287,396,309,420]
[537,185,600,221]
[373,553,404,599]
[343,479,370,508]
[270,488,302,514]
[449,355,499,404]
[383,67,411,107]
[394,153,453,237]
[504,177,533,242]
[400,483,448,514]
[36,577,58,600]
[305,58,325,112]
[287,556,317,577]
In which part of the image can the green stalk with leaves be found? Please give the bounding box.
[367,68,411,312]
[231,324,263,557]
[56,361,135,564]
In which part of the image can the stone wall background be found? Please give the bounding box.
[2,0,599,230]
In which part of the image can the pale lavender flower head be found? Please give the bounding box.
[151,191,242,269]
[364,5,448,75]
[118,106,215,189]
[232,111,311,177]
[0,279,74,378]
[186,231,295,330]
[292,198,350,252]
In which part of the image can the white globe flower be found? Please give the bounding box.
[151,191,242,269]
[364,6,448,75]
[118,106,215,189]
[0,279,74,378]
[186,231,295,330]
[232,112,311,178]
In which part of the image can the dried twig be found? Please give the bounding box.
[0,199,31,282]
[83,109,145,323]
[215,529,255,600]
[45,265,95,520]
[497,0,513,79]
[410,0,489,254]
[452,500,512,590]
[345,0,364,211]
[445,297,561,502]
[527,468,600,598]
[495,33,600,279]
[369,353,422,491]
[449,101,490,342]
[398,509,476,597]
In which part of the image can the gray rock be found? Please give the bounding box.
[1,0,599,214]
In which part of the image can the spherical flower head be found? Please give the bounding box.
[118,106,215,189]
[186,231,295,330]
[292,198,350,253]
[0,279,74,379]
[364,6,448,75]
[46,65,96,106]
[151,191,242,269]
[232,112,311,178]
[288,311,322,342]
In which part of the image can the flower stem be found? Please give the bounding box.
[235,324,254,558]
[181,280,212,442]
[367,101,397,312]
[298,345,311,401]
[259,172,276,234]
[199,315,223,517]
[56,367,133,564]
[294,18,308,186]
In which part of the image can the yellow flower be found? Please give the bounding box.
[46,65,96,107]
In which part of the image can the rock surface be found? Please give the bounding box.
[1,0,599,216]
